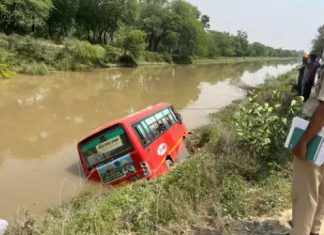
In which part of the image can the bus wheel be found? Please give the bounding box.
[165,158,174,169]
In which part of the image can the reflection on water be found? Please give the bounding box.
[0,61,297,219]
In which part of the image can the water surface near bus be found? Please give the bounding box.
[0,61,297,220]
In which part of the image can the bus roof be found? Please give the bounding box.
[78,102,171,144]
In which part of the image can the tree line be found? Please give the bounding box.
[312,25,324,57]
[0,0,300,59]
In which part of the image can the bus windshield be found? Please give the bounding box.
[79,125,132,169]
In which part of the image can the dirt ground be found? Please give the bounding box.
[193,210,324,235]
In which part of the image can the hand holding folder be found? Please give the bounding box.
[285,117,324,166]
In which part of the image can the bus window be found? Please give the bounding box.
[149,122,161,138]
[145,116,157,126]
[141,121,154,139]
[154,111,164,120]
[134,124,150,145]
[134,107,178,145]
[160,116,170,128]
[169,108,178,123]
[79,125,132,169]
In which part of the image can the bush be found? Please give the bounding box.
[63,39,106,66]
[7,34,60,65]
[115,26,146,58]
[0,58,13,79]
[140,51,164,63]
[103,45,122,63]
[20,62,49,75]
[219,175,250,218]
[233,90,303,162]
[172,54,192,64]
[0,61,11,79]
[118,54,137,67]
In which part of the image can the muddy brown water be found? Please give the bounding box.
[0,61,297,220]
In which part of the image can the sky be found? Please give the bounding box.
[186,0,324,52]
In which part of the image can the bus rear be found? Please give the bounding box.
[77,124,144,185]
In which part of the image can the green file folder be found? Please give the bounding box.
[286,127,323,162]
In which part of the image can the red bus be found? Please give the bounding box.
[77,103,189,185]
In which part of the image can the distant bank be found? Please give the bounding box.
[0,34,299,79]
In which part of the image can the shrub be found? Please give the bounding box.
[233,90,303,162]
[103,45,122,63]
[219,175,250,218]
[115,26,146,58]
[118,54,137,66]
[20,62,49,75]
[141,51,164,62]
[161,53,173,63]
[64,39,106,65]
[7,34,60,65]
[0,54,14,79]
[172,54,192,64]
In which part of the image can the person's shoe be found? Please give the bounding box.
[287,220,319,234]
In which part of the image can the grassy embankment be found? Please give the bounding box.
[0,33,297,77]
[193,57,298,65]
[6,70,303,235]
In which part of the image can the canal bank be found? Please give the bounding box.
[5,65,301,234]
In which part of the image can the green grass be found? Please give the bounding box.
[6,71,298,234]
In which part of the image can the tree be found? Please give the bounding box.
[235,30,249,56]
[115,26,146,58]
[201,14,210,28]
[312,25,324,57]
[170,0,209,57]
[47,0,80,38]
[249,42,266,57]
[76,0,138,44]
[0,0,53,34]
[139,0,177,52]
[208,30,236,57]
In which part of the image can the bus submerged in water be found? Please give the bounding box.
[77,103,189,185]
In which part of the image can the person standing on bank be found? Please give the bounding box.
[301,53,320,101]
[291,64,324,235]
[295,54,309,95]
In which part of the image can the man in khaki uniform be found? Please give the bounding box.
[291,67,324,235]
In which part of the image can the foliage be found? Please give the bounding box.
[0,0,301,70]
[170,0,209,57]
[140,51,168,62]
[0,0,53,34]
[75,0,138,44]
[20,62,49,75]
[208,30,301,58]
[233,90,303,161]
[115,26,146,58]
[62,39,106,66]
[7,34,60,64]
[312,25,324,57]
[0,56,13,79]
[48,0,80,38]
[118,54,137,66]
[103,45,122,63]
